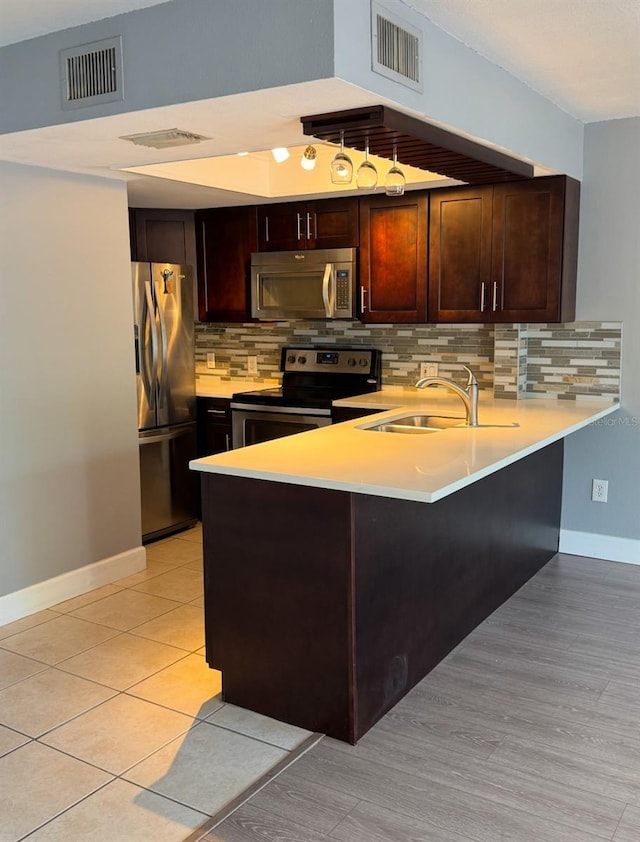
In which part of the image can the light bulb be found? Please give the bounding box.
[271,147,290,163]
[301,145,317,170]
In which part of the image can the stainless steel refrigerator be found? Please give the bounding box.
[133,262,198,542]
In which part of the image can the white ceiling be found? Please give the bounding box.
[0,0,638,208]
[407,0,640,123]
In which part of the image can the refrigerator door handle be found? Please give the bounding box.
[156,285,169,410]
[143,281,158,407]
[139,426,189,445]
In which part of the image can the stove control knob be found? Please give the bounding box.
[298,355,307,365]
[360,358,369,367]
[347,357,356,367]
[287,354,296,364]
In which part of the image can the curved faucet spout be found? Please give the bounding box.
[415,365,479,427]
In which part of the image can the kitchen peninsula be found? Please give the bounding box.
[191,392,618,743]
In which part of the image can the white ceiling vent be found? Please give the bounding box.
[60,37,123,110]
[371,1,422,92]
[120,129,210,149]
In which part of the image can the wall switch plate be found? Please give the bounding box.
[591,478,608,503]
[247,355,258,376]
[206,352,216,369]
[420,362,439,378]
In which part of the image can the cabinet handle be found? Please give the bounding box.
[264,216,269,242]
[480,282,486,312]
[225,433,231,451]
[207,408,227,416]
[296,213,303,241]
[492,281,499,311]
[360,286,367,313]
[307,212,315,240]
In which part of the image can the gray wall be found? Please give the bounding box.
[0,0,584,183]
[0,0,334,134]
[561,118,640,543]
[0,163,141,598]
[332,0,583,179]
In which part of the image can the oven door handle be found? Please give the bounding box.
[231,402,332,416]
[322,262,335,318]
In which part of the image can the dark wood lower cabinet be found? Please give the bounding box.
[331,406,382,423]
[196,398,232,457]
[200,440,563,743]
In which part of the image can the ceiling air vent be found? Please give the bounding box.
[120,129,210,149]
[371,1,422,92]
[60,37,123,110]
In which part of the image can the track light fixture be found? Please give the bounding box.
[301,145,317,170]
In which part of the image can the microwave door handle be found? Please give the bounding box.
[322,262,334,317]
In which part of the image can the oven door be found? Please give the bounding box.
[231,404,332,448]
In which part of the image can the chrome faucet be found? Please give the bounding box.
[415,365,479,427]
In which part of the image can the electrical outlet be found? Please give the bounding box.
[247,355,258,376]
[591,478,608,503]
[420,362,439,378]
[206,352,216,369]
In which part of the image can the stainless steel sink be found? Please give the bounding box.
[364,414,466,434]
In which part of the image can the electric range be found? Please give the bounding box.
[231,346,381,447]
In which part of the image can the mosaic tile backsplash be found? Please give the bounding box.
[195,321,495,388]
[525,322,622,400]
[195,320,621,401]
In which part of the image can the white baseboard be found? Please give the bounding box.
[0,546,146,626]
[559,529,640,565]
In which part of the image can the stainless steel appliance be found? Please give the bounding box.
[133,262,198,542]
[251,248,357,320]
[232,346,381,448]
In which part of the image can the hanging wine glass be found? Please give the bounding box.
[356,139,378,189]
[330,130,353,184]
[385,145,406,197]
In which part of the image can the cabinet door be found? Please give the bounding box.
[257,202,307,251]
[131,209,196,267]
[257,198,359,251]
[307,198,359,249]
[492,176,574,322]
[359,194,428,323]
[196,206,257,322]
[197,398,232,456]
[428,186,493,322]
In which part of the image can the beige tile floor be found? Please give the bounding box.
[0,525,313,842]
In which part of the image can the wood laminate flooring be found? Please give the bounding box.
[202,553,640,842]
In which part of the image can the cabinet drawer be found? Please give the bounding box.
[197,397,232,456]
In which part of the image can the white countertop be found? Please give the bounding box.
[190,388,619,503]
[196,377,280,399]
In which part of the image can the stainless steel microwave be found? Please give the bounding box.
[250,248,356,320]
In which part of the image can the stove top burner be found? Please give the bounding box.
[231,346,381,410]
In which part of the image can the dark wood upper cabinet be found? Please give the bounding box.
[429,175,579,323]
[195,206,257,323]
[257,197,358,251]
[359,193,428,323]
[428,186,493,321]
[130,208,197,267]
